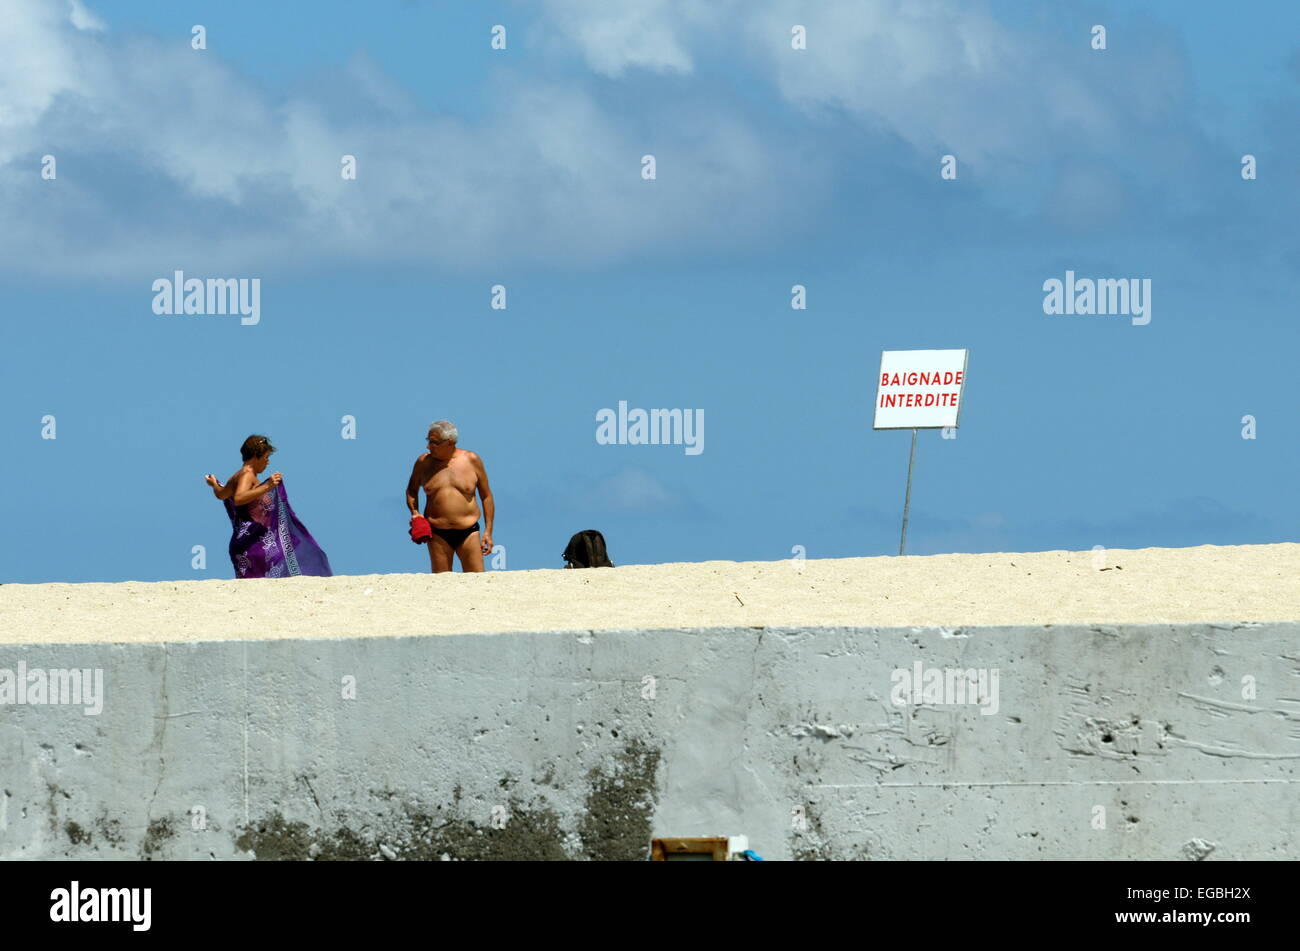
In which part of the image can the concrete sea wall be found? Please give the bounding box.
[2,621,1296,860]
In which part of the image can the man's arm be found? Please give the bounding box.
[470,452,494,548]
[406,455,427,518]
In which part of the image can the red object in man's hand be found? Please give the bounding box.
[409,515,433,544]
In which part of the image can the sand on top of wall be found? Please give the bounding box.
[1,543,1296,645]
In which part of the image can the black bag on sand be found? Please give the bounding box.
[563,530,614,568]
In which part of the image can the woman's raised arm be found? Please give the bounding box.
[205,473,236,501]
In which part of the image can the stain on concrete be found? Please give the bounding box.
[790,800,869,861]
[578,738,661,861]
[535,761,558,787]
[790,800,832,861]
[236,797,569,861]
[45,783,70,833]
[141,816,177,860]
[65,820,91,846]
[408,800,570,861]
[235,813,370,861]
[235,739,662,861]
[94,815,125,847]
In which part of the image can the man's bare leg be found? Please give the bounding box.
[456,531,485,572]
[427,533,456,573]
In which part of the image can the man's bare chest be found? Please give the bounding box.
[423,459,475,494]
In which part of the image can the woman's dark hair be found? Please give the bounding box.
[563,530,614,568]
[240,434,276,461]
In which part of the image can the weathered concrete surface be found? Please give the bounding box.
[1,622,1296,860]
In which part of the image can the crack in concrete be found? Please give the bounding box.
[810,778,1300,788]
[1178,692,1300,720]
[242,642,249,825]
[300,775,325,819]
[146,645,170,820]
[1169,738,1300,760]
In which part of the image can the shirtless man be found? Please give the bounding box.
[405,420,495,573]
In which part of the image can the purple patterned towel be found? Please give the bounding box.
[223,481,332,578]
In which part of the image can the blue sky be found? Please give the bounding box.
[1,0,1296,583]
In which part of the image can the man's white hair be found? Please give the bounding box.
[428,419,458,442]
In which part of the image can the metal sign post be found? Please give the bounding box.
[899,427,918,556]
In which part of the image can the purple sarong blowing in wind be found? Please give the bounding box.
[223,481,332,578]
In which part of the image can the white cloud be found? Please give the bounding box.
[0,0,1220,279]
[543,0,719,76]
[67,0,105,32]
[0,0,815,279]
[541,0,1150,166]
[0,0,94,138]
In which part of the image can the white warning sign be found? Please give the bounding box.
[873,349,968,430]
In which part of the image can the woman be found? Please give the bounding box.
[562,529,614,568]
[204,435,332,578]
